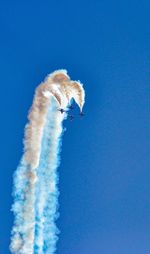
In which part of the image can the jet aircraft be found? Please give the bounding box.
[58,108,66,114]
[80,112,85,117]
[68,115,74,121]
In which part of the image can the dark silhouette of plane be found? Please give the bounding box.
[58,108,66,113]
[80,112,85,117]
[68,105,74,110]
[68,115,74,121]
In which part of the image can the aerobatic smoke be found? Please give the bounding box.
[10,70,85,254]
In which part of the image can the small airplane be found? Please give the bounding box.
[68,115,74,121]
[79,112,85,117]
[68,105,74,110]
[58,108,66,114]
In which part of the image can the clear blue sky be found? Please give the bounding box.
[0,1,150,253]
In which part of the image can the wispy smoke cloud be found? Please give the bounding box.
[10,70,85,254]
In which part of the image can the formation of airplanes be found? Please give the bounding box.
[58,106,85,121]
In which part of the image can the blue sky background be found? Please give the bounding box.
[0,0,150,253]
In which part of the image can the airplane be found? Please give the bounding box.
[68,115,74,121]
[58,108,66,114]
[68,105,74,110]
[79,112,85,117]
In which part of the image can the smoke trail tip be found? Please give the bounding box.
[45,69,70,82]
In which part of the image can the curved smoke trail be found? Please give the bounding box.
[10,70,85,254]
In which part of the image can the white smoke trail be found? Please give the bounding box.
[34,97,64,253]
[10,70,85,254]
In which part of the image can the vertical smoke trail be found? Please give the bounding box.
[10,70,85,254]
[34,97,64,253]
